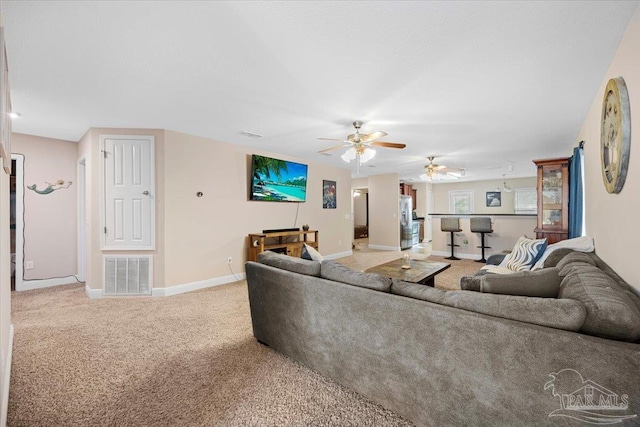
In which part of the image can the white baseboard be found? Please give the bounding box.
[368,245,401,251]
[153,273,247,297]
[17,276,79,291]
[85,273,246,299]
[1,324,13,427]
[323,250,353,260]
[431,250,483,261]
[85,285,103,299]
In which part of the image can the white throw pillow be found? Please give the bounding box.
[301,243,324,262]
[503,236,548,272]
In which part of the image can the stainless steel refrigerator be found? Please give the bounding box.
[400,195,418,250]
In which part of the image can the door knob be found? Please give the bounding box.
[142,190,149,195]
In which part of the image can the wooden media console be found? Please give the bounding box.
[248,230,319,262]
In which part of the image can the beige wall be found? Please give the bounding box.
[368,173,400,250]
[351,177,368,189]
[432,177,537,214]
[77,130,94,287]
[162,130,352,287]
[411,182,430,218]
[12,133,78,280]
[577,7,640,289]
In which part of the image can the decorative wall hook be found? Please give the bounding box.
[27,179,73,195]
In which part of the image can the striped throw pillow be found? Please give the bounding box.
[504,236,548,272]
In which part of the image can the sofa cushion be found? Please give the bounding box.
[391,280,586,332]
[502,236,548,272]
[257,251,321,277]
[555,251,597,274]
[558,265,640,341]
[479,268,561,298]
[300,243,324,262]
[321,260,392,292]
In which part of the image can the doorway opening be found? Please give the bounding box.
[353,187,369,251]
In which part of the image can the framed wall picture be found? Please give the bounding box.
[322,180,336,209]
[486,191,501,207]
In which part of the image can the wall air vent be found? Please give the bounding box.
[104,255,152,296]
[238,130,263,138]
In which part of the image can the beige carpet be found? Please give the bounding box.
[8,250,479,426]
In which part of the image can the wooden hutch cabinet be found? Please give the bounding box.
[533,157,569,244]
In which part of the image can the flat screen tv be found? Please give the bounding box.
[250,154,308,202]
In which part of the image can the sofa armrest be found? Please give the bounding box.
[459,276,481,291]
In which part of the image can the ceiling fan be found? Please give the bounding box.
[420,156,465,181]
[318,121,406,173]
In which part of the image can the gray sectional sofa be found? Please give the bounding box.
[245,250,640,426]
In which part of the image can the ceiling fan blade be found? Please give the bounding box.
[360,131,388,143]
[434,166,465,178]
[318,144,350,153]
[370,141,406,149]
[317,137,345,142]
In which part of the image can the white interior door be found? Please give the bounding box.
[102,135,155,250]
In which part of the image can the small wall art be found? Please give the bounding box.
[486,191,501,207]
[322,180,336,209]
[27,179,72,195]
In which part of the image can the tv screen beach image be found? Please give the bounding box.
[251,155,308,202]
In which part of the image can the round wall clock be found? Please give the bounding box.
[601,76,631,194]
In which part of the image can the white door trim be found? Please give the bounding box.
[11,154,24,291]
[99,135,155,251]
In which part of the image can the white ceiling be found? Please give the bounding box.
[2,1,638,182]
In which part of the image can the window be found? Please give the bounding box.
[514,187,537,214]
[449,191,474,214]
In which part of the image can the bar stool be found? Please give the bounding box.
[441,217,462,261]
[470,217,493,263]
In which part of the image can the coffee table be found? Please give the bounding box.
[364,258,451,287]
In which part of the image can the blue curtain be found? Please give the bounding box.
[569,146,584,238]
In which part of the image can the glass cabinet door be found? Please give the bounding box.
[534,157,569,244]
[541,165,563,228]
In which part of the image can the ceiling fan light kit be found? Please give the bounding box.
[319,120,405,174]
[420,156,465,181]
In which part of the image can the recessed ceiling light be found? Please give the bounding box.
[9,112,21,119]
[238,130,263,138]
